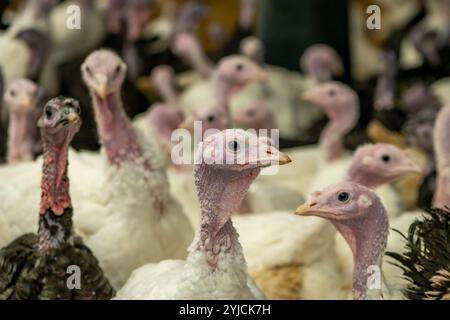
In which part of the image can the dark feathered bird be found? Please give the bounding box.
[386,208,450,300]
[0,96,115,300]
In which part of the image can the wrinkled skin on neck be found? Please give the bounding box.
[92,91,146,167]
[39,136,72,216]
[331,202,389,299]
[195,163,260,267]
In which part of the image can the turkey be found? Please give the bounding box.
[295,182,401,300]
[300,44,344,83]
[75,49,193,288]
[133,64,227,161]
[233,38,329,141]
[114,128,291,299]
[386,103,450,300]
[0,50,194,289]
[0,0,57,98]
[4,79,44,164]
[0,96,114,300]
[234,142,421,300]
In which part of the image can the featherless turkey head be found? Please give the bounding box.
[4,79,44,163]
[82,50,127,100]
[179,106,228,136]
[232,102,275,132]
[400,82,438,115]
[295,181,389,300]
[150,65,175,90]
[197,129,291,172]
[215,55,267,88]
[194,129,290,267]
[300,44,344,82]
[303,81,358,119]
[240,36,264,64]
[4,79,41,114]
[172,32,207,64]
[348,143,422,189]
[38,97,81,148]
[295,182,382,221]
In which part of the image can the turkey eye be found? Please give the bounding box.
[381,154,390,163]
[236,64,244,71]
[45,108,53,119]
[329,89,336,96]
[114,64,121,76]
[85,66,93,77]
[228,140,240,153]
[207,115,215,122]
[337,191,349,202]
[247,109,255,117]
[10,90,16,97]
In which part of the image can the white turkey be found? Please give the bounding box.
[114,128,291,299]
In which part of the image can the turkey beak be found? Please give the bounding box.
[302,87,320,104]
[259,145,291,166]
[253,70,267,81]
[66,111,79,124]
[94,74,109,99]
[402,158,423,175]
[277,151,291,165]
[294,203,310,216]
[21,96,33,111]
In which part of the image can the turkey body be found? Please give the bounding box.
[0,213,114,300]
[115,230,264,300]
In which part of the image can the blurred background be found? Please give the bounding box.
[1,0,449,163]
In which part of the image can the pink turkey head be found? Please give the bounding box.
[82,50,127,100]
[196,128,291,173]
[179,106,228,136]
[240,36,264,64]
[347,143,422,189]
[303,81,358,120]
[232,102,275,132]
[300,44,344,82]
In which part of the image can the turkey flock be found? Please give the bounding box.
[0,0,449,301]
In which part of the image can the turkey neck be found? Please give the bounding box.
[155,76,178,107]
[194,163,260,267]
[7,111,33,163]
[346,168,387,190]
[333,204,389,300]
[215,74,241,112]
[320,121,349,162]
[92,91,147,167]
[187,46,213,79]
[38,136,73,253]
[321,105,358,162]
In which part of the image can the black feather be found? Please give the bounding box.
[386,207,450,300]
